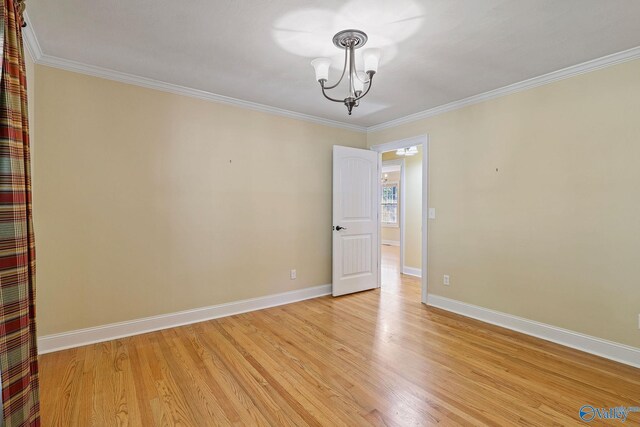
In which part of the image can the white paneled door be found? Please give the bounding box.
[332,146,379,296]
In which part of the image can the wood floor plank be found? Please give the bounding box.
[221,316,354,426]
[126,336,163,426]
[265,305,476,425]
[39,246,640,426]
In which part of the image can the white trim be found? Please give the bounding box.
[427,295,640,369]
[421,139,429,303]
[381,164,401,173]
[399,160,406,271]
[381,239,400,246]
[367,45,640,132]
[38,284,331,354]
[21,13,43,62]
[371,135,428,303]
[376,153,382,289]
[370,135,427,153]
[402,266,422,277]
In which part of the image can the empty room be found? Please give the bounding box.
[0,0,639,425]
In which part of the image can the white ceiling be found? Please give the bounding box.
[27,0,640,128]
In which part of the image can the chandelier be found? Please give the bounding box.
[311,30,380,115]
[396,146,418,156]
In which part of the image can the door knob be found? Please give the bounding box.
[335,225,347,231]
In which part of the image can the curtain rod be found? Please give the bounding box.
[16,0,26,27]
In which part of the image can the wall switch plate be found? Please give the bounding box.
[290,269,297,280]
[443,274,450,286]
[428,208,436,219]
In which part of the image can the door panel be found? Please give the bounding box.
[332,146,379,296]
[342,235,372,276]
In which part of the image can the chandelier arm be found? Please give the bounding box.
[320,83,348,103]
[353,74,374,101]
[354,71,370,84]
[322,48,348,90]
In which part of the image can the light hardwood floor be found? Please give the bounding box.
[40,246,640,426]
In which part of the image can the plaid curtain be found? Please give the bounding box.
[0,0,40,425]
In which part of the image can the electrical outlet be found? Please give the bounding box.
[290,269,297,280]
[428,208,436,219]
[443,275,450,286]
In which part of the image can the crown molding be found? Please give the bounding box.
[36,54,368,132]
[20,11,640,135]
[22,12,43,62]
[367,45,640,133]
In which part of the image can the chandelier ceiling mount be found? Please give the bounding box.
[332,29,368,49]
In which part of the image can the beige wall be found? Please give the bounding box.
[33,65,366,336]
[403,153,422,270]
[31,54,640,348]
[381,226,400,243]
[368,59,640,348]
[382,151,422,269]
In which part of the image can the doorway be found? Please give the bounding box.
[380,159,403,294]
[371,135,428,303]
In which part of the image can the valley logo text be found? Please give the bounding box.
[579,405,640,422]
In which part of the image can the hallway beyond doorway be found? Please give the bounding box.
[381,244,420,298]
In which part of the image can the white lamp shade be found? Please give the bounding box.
[362,48,381,74]
[311,58,331,82]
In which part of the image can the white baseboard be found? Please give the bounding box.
[381,240,400,246]
[402,266,422,277]
[427,295,640,369]
[38,284,331,354]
